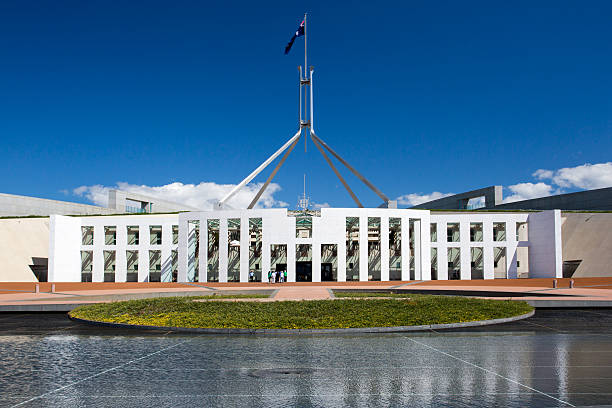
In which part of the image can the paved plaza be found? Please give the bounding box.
[1,278,612,310]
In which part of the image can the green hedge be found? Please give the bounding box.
[69,295,533,330]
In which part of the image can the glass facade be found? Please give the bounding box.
[448,247,460,280]
[368,217,381,281]
[493,222,506,241]
[149,250,161,282]
[470,222,483,242]
[321,244,337,281]
[82,226,93,245]
[206,220,217,282]
[431,248,437,280]
[389,218,401,280]
[150,225,162,245]
[127,226,139,245]
[103,250,115,282]
[249,218,262,282]
[346,217,359,281]
[186,220,199,282]
[470,247,484,279]
[104,226,116,245]
[80,250,93,282]
[228,218,240,282]
[126,250,138,282]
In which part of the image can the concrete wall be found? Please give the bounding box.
[527,210,563,278]
[562,213,612,277]
[412,186,502,210]
[48,215,82,282]
[0,193,114,216]
[0,218,49,282]
[108,190,200,213]
[495,187,612,211]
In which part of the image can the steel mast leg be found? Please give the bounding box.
[216,129,302,209]
[248,133,302,209]
[310,131,363,207]
[310,132,391,204]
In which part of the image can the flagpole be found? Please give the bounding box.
[304,12,308,153]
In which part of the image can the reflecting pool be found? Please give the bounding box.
[1,310,612,407]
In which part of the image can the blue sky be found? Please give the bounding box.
[1,1,611,209]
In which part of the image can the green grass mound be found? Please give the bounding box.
[69,295,533,330]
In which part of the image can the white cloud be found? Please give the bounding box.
[312,202,331,209]
[396,192,454,207]
[73,181,288,210]
[502,182,555,203]
[533,162,612,190]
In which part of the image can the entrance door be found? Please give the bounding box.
[321,263,333,281]
[296,262,312,282]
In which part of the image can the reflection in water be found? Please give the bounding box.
[1,322,611,407]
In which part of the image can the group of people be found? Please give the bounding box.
[268,270,287,283]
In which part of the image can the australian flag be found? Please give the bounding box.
[284,19,305,55]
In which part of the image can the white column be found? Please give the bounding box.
[312,243,321,282]
[381,217,390,281]
[177,217,189,282]
[93,226,104,282]
[219,218,228,283]
[414,220,422,280]
[287,242,296,282]
[483,244,494,279]
[438,245,449,280]
[338,234,347,282]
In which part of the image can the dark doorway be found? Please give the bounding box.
[296,262,312,282]
[275,263,287,273]
[321,263,334,281]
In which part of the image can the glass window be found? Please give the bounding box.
[80,250,93,282]
[321,244,337,282]
[171,250,178,282]
[206,219,218,282]
[346,217,359,281]
[448,247,460,280]
[493,222,506,241]
[228,218,240,282]
[150,225,162,245]
[104,226,116,245]
[127,226,139,245]
[493,247,506,279]
[81,226,94,245]
[447,223,459,242]
[430,248,437,280]
[516,222,528,241]
[368,217,381,281]
[296,216,312,238]
[430,223,437,242]
[470,247,483,279]
[149,250,161,282]
[470,222,483,242]
[126,250,139,282]
[389,218,401,280]
[103,250,116,282]
[248,218,262,282]
[172,225,179,245]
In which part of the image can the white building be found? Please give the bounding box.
[48,208,562,282]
